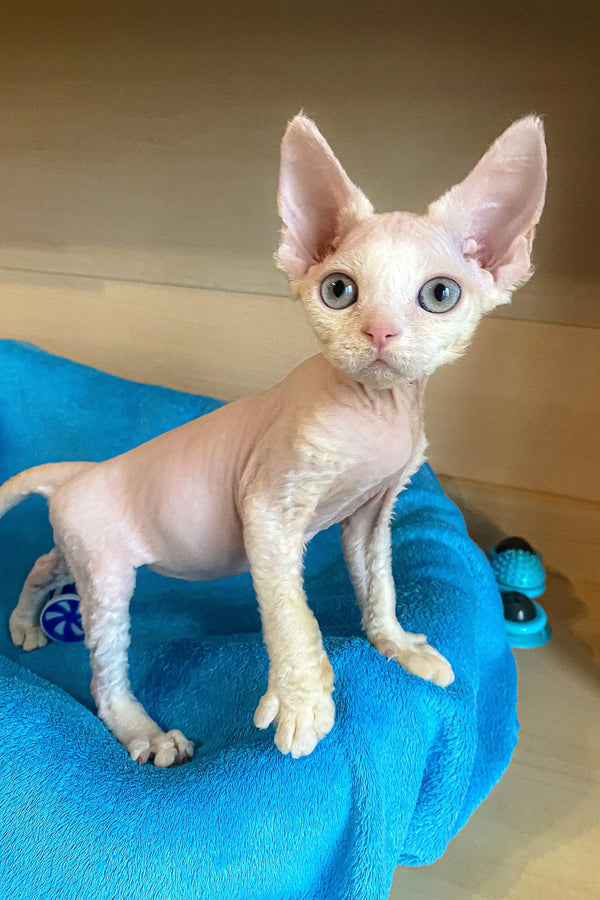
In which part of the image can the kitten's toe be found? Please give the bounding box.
[128,729,194,767]
[373,631,454,687]
[9,615,48,651]
[398,646,454,687]
[274,694,335,758]
[255,683,335,758]
[254,690,280,730]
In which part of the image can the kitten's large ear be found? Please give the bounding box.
[428,116,547,290]
[276,114,373,280]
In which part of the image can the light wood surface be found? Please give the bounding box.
[425,318,600,503]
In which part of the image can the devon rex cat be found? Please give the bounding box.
[0,114,546,766]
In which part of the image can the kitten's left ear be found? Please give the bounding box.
[428,116,547,290]
[276,114,373,280]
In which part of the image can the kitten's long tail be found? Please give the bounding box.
[0,462,95,519]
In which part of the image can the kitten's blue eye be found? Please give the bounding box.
[418,277,461,313]
[320,273,358,309]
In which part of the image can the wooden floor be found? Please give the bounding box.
[390,479,600,899]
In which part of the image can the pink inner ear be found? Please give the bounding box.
[279,170,342,266]
[277,115,373,279]
[430,116,547,289]
[491,234,534,290]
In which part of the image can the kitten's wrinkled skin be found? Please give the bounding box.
[0,115,546,764]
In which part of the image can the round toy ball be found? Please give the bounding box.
[487,536,546,598]
[502,590,538,623]
[40,584,85,643]
[502,595,552,649]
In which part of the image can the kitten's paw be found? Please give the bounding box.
[255,689,335,757]
[9,614,48,652]
[127,729,194,767]
[254,659,335,758]
[372,631,454,687]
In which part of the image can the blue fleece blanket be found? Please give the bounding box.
[0,340,518,900]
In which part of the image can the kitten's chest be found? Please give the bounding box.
[304,400,423,536]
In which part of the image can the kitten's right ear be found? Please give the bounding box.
[428,116,547,291]
[276,114,373,280]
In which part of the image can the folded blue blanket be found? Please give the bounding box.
[0,340,518,900]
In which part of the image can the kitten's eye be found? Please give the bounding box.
[418,277,461,313]
[320,273,358,309]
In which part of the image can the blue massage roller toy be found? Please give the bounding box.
[487,537,551,648]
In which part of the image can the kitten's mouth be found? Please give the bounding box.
[328,346,413,386]
[370,359,396,377]
[368,352,399,372]
[357,354,409,385]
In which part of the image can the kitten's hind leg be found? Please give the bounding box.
[70,553,194,767]
[9,547,71,651]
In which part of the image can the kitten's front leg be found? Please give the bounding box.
[243,490,335,758]
[342,488,454,688]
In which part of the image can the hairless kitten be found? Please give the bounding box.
[0,114,546,765]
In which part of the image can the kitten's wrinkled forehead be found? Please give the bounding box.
[331,211,469,289]
[342,211,459,257]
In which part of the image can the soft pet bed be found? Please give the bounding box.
[0,340,518,900]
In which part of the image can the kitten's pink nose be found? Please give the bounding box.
[362,324,400,351]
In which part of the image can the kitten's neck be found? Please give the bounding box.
[322,354,427,418]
